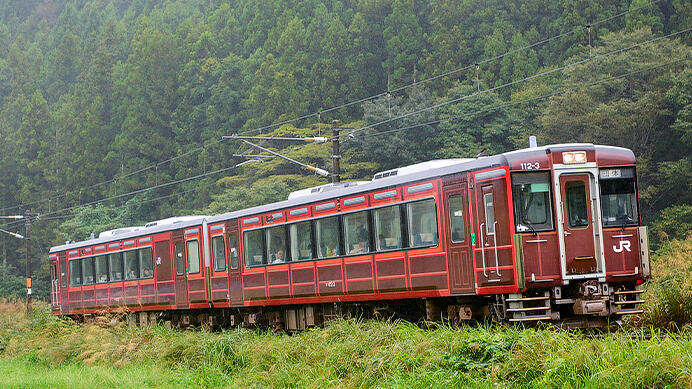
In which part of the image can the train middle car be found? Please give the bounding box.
[48,143,650,328]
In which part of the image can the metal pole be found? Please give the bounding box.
[332,120,341,183]
[25,213,31,316]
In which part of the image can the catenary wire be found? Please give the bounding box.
[0,0,663,214]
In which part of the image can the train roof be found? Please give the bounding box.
[49,143,635,255]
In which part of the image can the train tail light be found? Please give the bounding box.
[562,151,587,164]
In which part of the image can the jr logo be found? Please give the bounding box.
[613,240,631,253]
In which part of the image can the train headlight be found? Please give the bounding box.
[563,151,587,164]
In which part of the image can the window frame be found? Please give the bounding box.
[186,239,201,274]
[228,233,239,270]
[511,171,555,233]
[265,225,289,265]
[174,242,184,276]
[406,197,440,249]
[211,235,227,272]
[69,259,82,287]
[342,209,372,256]
[94,254,109,284]
[81,256,95,286]
[288,220,314,263]
[138,247,154,279]
[122,248,141,281]
[314,214,342,259]
[565,180,590,230]
[243,228,266,268]
[373,204,404,252]
[448,194,466,243]
[108,252,124,282]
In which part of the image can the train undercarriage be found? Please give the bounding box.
[77,280,644,331]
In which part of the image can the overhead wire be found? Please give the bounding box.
[0,0,664,215]
[354,57,690,141]
[345,27,692,139]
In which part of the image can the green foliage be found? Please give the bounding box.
[0,265,24,299]
[0,1,690,300]
[650,204,692,243]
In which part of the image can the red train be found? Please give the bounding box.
[48,143,650,328]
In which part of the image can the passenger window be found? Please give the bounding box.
[175,242,184,275]
[316,216,340,258]
[124,250,139,280]
[228,233,239,269]
[187,240,200,274]
[139,247,153,278]
[212,236,226,271]
[69,260,82,286]
[484,193,495,235]
[344,211,370,255]
[566,181,589,228]
[82,257,95,285]
[374,205,402,251]
[244,229,265,267]
[290,221,312,261]
[448,195,465,243]
[408,199,439,248]
[266,226,288,264]
[95,255,108,283]
[109,253,123,281]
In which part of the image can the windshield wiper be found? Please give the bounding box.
[522,218,538,236]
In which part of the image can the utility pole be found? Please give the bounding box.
[0,214,30,315]
[25,213,31,316]
[331,120,341,183]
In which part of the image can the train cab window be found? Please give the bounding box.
[344,211,370,255]
[599,168,638,227]
[448,195,465,242]
[187,240,200,274]
[290,221,312,261]
[374,205,402,251]
[228,233,239,270]
[407,199,438,248]
[124,250,139,280]
[565,181,589,228]
[69,260,82,286]
[139,247,154,278]
[512,172,554,232]
[82,257,95,285]
[316,216,340,258]
[95,255,108,283]
[212,236,226,271]
[109,252,123,281]
[266,226,288,264]
[244,229,265,267]
[175,242,184,275]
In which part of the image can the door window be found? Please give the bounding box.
[565,181,589,228]
[484,193,495,235]
[448,195,465,243]
[212,236,226,271]
[228,233,239,269]
[175,242,184,275]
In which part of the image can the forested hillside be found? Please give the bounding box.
[0,0,690,299]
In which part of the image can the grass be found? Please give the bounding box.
[0,238,690,388]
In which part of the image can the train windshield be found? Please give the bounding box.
[599,168,638,227]
[511,172,554,232]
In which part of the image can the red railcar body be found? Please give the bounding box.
[48,143,650,327]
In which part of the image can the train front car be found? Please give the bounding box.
[506,144,650,326]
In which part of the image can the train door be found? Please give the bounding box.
[59,253,69,314]
[172,233,188,308]
[226,220,242,305]
[472,168,516,289]
[443,184,474,294]
[555,171,605,279]
[50,262,59,310]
